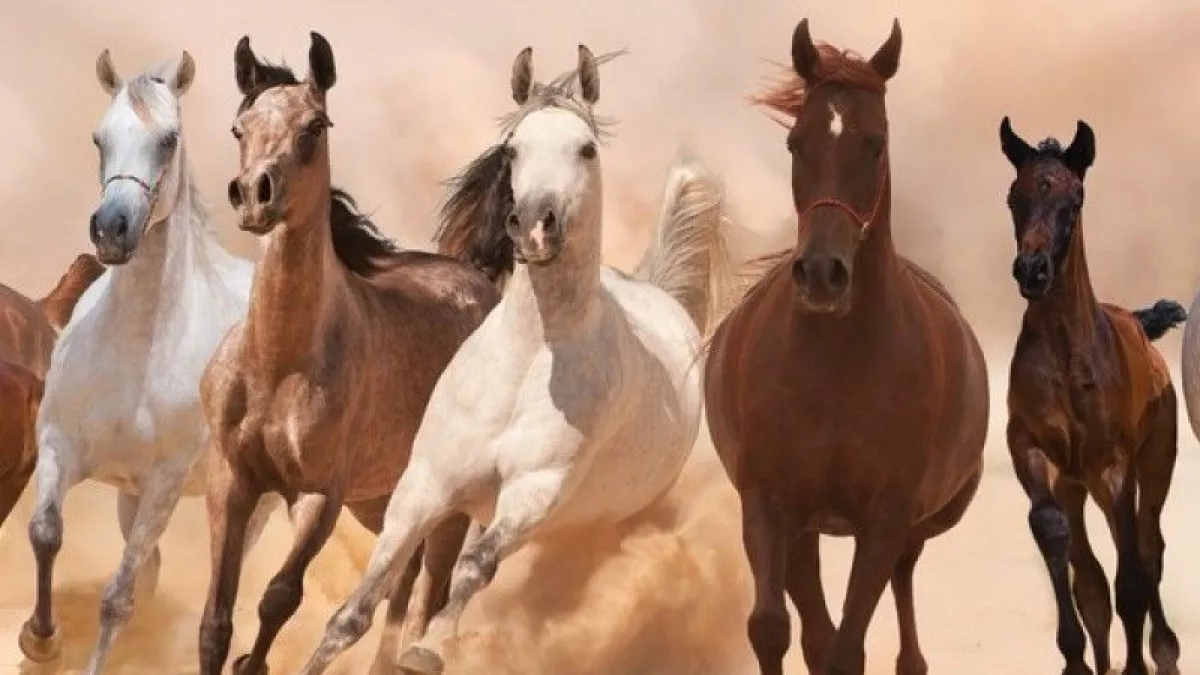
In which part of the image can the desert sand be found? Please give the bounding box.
[0,0,1199,673]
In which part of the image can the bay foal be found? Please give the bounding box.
[1000,117,1183,675]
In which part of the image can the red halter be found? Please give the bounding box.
[797,150,890,238]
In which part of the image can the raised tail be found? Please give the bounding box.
[633,152,739,336]
[36,253,105,331]
[1133,299,1187,342]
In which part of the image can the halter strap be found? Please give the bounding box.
[101,161,167,200]
[797,150,890,238]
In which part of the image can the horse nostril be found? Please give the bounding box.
[256,173,272,205]
[228,179,244,208]
[791,259,808,286]
[89,213,100,241]
[113,214,128,238]
[829,259,850,291]
[543,209,558,234]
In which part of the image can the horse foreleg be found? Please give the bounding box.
[1055,479,1112,674]
[1135,404,1181,675]
[199,451,259,675]
[1011,437,1091,675]
[737,488,789,675]
[19,442,80,663]
[117,492,162,600]
[297,464,453,675]
[233,492,343,675]
[825,499,913,675]
[890,539,927,675]
[369,543,426,675]
[83,461,190,675]
[0,449,36,533]
[1100,465,1150,675]
[398,472,563,675]
[785,530,831,674]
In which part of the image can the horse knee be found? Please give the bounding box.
[747,605,790,664]
[28,506,63,559]
[328,602,374,646]
[100,583,135,626]
[258,575,303,624]
[1028,501,1070,566]
[458,541,500,587]
[1115,562,1149,620]
[199,614,234,671]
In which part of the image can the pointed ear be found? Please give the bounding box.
[869,19,902,81]
[308,31,336,93]
[233,36,259,96]
[578,44,599,105]
[511,46,533,105]
[790,18,820,82]
[1062,120,1096,179]
[999,116,1036,170]
[96,49,122,96]
[171,51,196,95]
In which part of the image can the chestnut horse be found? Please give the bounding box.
[0,253,104,531]
[1000,117,1183,675]
[198,33,498,675]
[704,19,989,675]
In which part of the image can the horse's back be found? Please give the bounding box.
[1101,302,1175,407]
[359,250,499,333]
[0,283,56,377]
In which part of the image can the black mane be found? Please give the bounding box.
[432,143,515,283]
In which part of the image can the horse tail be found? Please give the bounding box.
[35,253,105,331]
[1133,299,1187,342]
[633,152,740,337]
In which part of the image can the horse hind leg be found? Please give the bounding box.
[1055,479,1112,675]
[397,472,566,675]
[19,444,82,663]
[786,530,833,674]
[232,491,343,675]
[1099,464,1150,675]
[83,461,192,675]
[1134,416,1181,675]
[118,492,162,600]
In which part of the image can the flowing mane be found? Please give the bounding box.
[236,56,403,278]
[750,44,887,125]
[432,49,626,284]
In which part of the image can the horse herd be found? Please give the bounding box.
[0,15,1196,675]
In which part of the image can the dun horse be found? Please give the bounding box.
[294,44,736,675]
[20,50,281,674]
[0,254,104,530]
[704,19,990,675]
[1000,117,1184,675]
[197,33,499,675]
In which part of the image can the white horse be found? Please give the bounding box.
[295,45,737,675]
[19,50,280,674]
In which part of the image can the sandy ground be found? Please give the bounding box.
[1,0,1200,673]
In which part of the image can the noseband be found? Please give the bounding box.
[797,149,890,238]
[101,159,168,202]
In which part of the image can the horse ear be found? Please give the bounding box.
[308,31,337,93]
[791,19,821,82]
[999,116,1036,170]
[1062,120,1096,179]
[869,19,902,81]
[511,46,533,105]
[578,44,599,105]
[96,49,122,96]
[172,51,196,96]
[234,36,259,96]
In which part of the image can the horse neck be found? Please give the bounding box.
[1023,222,1102,346]
[106,149,212,327]
[245,187,342,373]
[503,205,604,342]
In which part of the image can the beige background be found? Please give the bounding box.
[0,0,1199,673]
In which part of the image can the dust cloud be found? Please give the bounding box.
[0,0,1199,673]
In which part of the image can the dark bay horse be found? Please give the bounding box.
[999,117,1183,675]
[198,33,499,675]
[703,19,989,675]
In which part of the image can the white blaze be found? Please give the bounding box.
[829,103,843,138]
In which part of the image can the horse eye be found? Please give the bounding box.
[160,131,179,151]
[579,142,597,160]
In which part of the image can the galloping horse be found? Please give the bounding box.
[20,50,281,674]
[293,43,736,675]
[0,254,104,529]
[999,117,1183,675]
[704,19,989,675]
[198,33,498,675]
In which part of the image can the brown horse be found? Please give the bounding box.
[0,253,105,376]
[703,19,989,675]
[197,33,499,675]
[0,254,104,529]
[999,117,1183,675]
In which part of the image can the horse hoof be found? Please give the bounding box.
[397,646,445,675]
[18,620,61,663]
[233,654,268,675]
[1060,666,1092,675]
